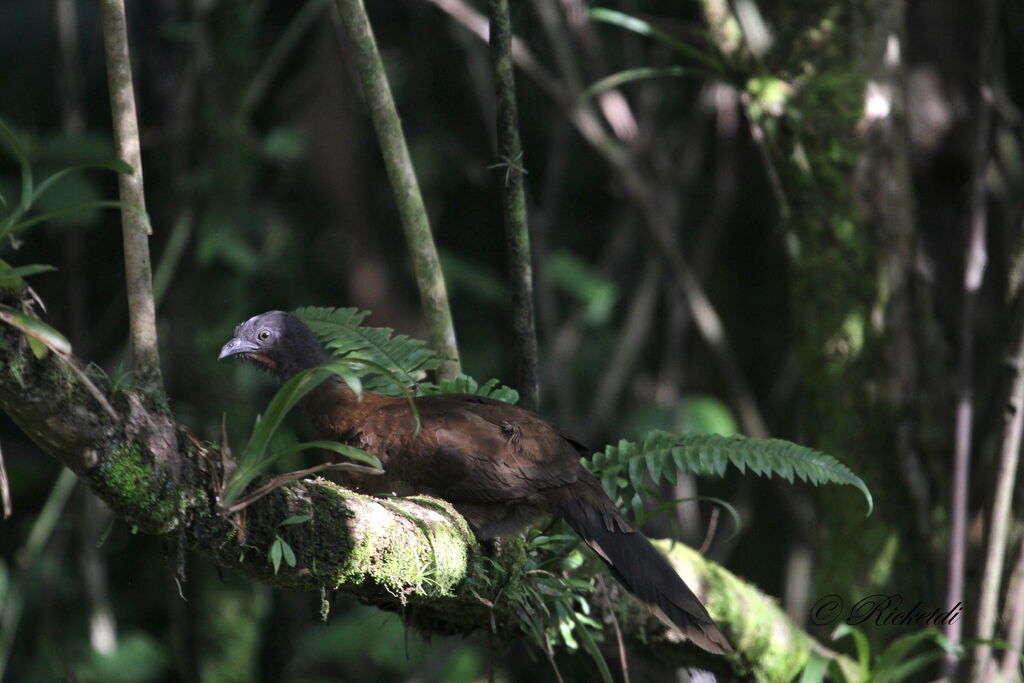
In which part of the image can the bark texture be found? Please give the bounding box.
[700,0,945,606]
[100,0,163,395]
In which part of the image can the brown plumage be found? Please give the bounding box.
[220,311,732,654]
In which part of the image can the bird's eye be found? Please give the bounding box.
[257,329,271,341]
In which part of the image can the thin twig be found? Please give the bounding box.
[585,261,661,434]
[489,0,540,411]
[100,0,163,395]
[973,78,1020,681]
[973,302,1024,677]
[0,441,10,519]
[999,537,1024,677]
[559,0,639,141]
[950,0,997,675]
[698,507,720,555]
[596,574,631,683]
[333,0,462,380]
[222,461,385,515]
[242,0,329,114]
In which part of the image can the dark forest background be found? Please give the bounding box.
[1,0,1023,681]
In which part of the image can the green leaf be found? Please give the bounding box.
[31,160,133,206]
[425,374,519,403]
[630,491,643,521]
[26,335,47,359]
[589,8,727,75]
[278,514,311,527]
[0,262,57,289]
[590,431,873,516]
[0,304,72,356]
[583,65,704,99]
[269,537,283,574]
[280,539,296,568]
[222,365,338,505]
[274,440,382,469]
[545,251,619,325]
[5,200,151,238]
[0,119,33,213]
[798,652,833,683]
[645,446,663,484]
[874,628,960,681]
[626,446,643,489]
[879,651,949,683]
[222,359,390,505]
[636,495,742,537]
[570,607,612,683]
[295,306,442,393]
[2,263,56,279]
[832,623,872,677]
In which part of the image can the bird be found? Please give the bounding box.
[219,310,731,654]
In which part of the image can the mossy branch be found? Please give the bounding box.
[333,0,461,380]
[0,331,854,677]
[99,0,163,396]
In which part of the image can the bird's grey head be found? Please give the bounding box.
[218,311,327,379]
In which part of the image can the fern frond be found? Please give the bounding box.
[588,431,873,516]
[423,374,520,404]
[295,306,442,394]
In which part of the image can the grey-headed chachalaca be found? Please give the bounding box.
[220,310,731,654]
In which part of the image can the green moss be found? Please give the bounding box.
[94,441,186,533]
[3,352,27,389]
[714,0,920,649]
[304,486,471,602]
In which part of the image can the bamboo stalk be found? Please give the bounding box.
[488,0,540,411]
[333,0,462,380]
[100,0,163,394]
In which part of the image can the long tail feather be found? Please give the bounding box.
[559,478,732,654]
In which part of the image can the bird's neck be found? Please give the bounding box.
[302,376,392,441]
[276,346,329,380]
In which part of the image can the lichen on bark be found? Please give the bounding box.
[701,0,935,613]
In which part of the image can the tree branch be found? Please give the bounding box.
[488,0,540,412]
[333,0,462,380]
[99,0,163,395]
[0,325,853,677]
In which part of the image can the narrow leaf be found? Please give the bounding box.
[26,336,47,359]
[6,200,151,237]
[280,539,296,568]
[583,65,704,99]
[798,653,832,683]
[32,160,134,206]
[832,623,871,676]
[589,8,727,75]
[275,440,382,469]
[269,538,283,574]
[279,514,311,526]
[0,119,32,213]
[2,264,57,279]
[0,304,72,355]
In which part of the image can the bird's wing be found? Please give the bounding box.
[405,396,583,504]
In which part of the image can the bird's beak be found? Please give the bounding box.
[218,338,259,360]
